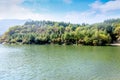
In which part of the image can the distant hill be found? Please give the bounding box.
[104,18,120,24]
[0,19,27,35]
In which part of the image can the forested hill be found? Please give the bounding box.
[24,20,80,28]
[0,19,120,46]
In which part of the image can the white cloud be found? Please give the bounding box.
[0,0,120,24]
[63,0,120,24]
[0,0,60,21]
[64,11,95,24]
[64,11,104,24]
[63,11,120,24]
[90,0,120,13]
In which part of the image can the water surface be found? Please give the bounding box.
[0,44,120,80]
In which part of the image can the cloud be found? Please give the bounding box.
[64,11,106,24]
[90,0,120,13]
[0,0,28,19]
[0,0,120,24]
[64,11,95,24]
[63,11,120,24]
[63,0,72,4]
[0,0,58,21]
[63,0,120,24]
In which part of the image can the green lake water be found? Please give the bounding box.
[0,44,120,80]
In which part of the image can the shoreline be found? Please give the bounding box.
[110,43,120,46]
[1,42,120,46]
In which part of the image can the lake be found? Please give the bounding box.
[0,44,120,80]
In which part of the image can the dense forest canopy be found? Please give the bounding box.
[0,18,120,46]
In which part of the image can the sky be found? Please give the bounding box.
[0,0,120,24]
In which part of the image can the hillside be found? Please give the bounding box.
[0,19,120,46]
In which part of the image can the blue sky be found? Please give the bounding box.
[22,0,109,13]
[22,0,95,13]
[0,0,120,24]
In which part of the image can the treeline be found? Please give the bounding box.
[0,19,120,46]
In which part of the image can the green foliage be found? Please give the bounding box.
[1,19,120,46]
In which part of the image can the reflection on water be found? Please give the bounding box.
[0,44,120,80]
